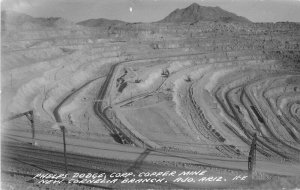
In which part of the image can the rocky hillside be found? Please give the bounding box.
[1,10,75,30]
[77,18,126,27]
[158,3,251,23]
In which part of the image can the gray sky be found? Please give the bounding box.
[2,0,300,23]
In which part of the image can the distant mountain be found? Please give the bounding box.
[158,3,251,23]
[1,10,33,25]
[77,18,126,27]
[1,10,75,30]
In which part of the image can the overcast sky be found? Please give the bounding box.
[2,0,300,23]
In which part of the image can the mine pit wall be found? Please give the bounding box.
[2,20,300,163]
[113,60,251,153]
[107,48,298,155]
[3,37,130,124]
[97,57,161,148]
[105,22,300,70]
[243,77,300,156]
[232,71,300,159]
[190,75,249,157]
[1,26,109,42]
[247,76,300,146]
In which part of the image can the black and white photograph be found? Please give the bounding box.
[1,0,300,189]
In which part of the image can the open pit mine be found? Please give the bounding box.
[1,3,300,189]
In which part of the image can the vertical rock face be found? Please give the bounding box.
[158,3,251,23]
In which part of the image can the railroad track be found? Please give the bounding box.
[2,141,226,189]
[2,137,254,172]
[188,82,242,158]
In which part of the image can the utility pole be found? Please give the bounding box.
[5,110,36,145]
[60,125,68,174]
[87,114,90,132]
[248,133,257,184]
[25,111,35,145]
